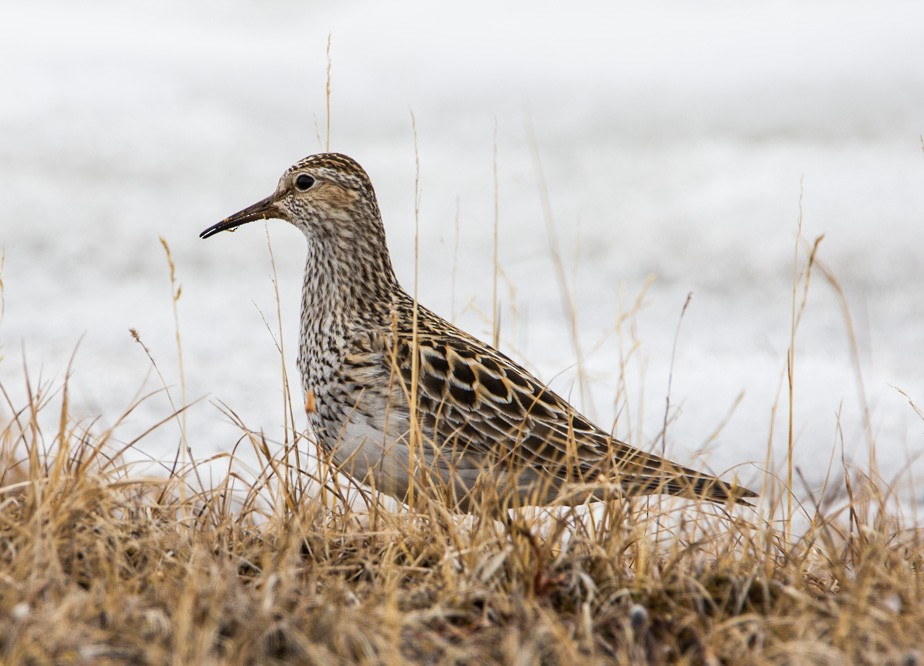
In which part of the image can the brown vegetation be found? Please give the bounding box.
[0,361,921,664]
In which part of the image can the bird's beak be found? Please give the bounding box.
[199,194,285,239]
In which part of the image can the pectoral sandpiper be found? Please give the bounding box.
[201,153,756,510]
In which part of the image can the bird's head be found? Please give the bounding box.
[200,153,383,244]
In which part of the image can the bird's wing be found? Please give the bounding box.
[389,307,755,504]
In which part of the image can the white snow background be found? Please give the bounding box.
[1,1,922,507]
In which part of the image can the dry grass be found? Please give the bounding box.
[1,298,923,664]
[1,366,922,665]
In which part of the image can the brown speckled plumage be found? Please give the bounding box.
[201,153,756,510]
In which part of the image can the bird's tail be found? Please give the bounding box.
[604,441,757,506]
[622,467,757,506]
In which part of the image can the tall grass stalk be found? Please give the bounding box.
[527,121,589,412]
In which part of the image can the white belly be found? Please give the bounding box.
[329,412,414,499]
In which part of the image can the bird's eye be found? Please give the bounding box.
[295,174,315,191]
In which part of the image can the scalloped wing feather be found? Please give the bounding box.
[387,304,755,505]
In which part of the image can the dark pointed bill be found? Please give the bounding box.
[199,194,283,239]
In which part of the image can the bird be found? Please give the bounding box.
[200,153,756,511]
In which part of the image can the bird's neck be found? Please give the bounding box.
[300,232,402,337]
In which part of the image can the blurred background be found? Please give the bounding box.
[2,1,922,503]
